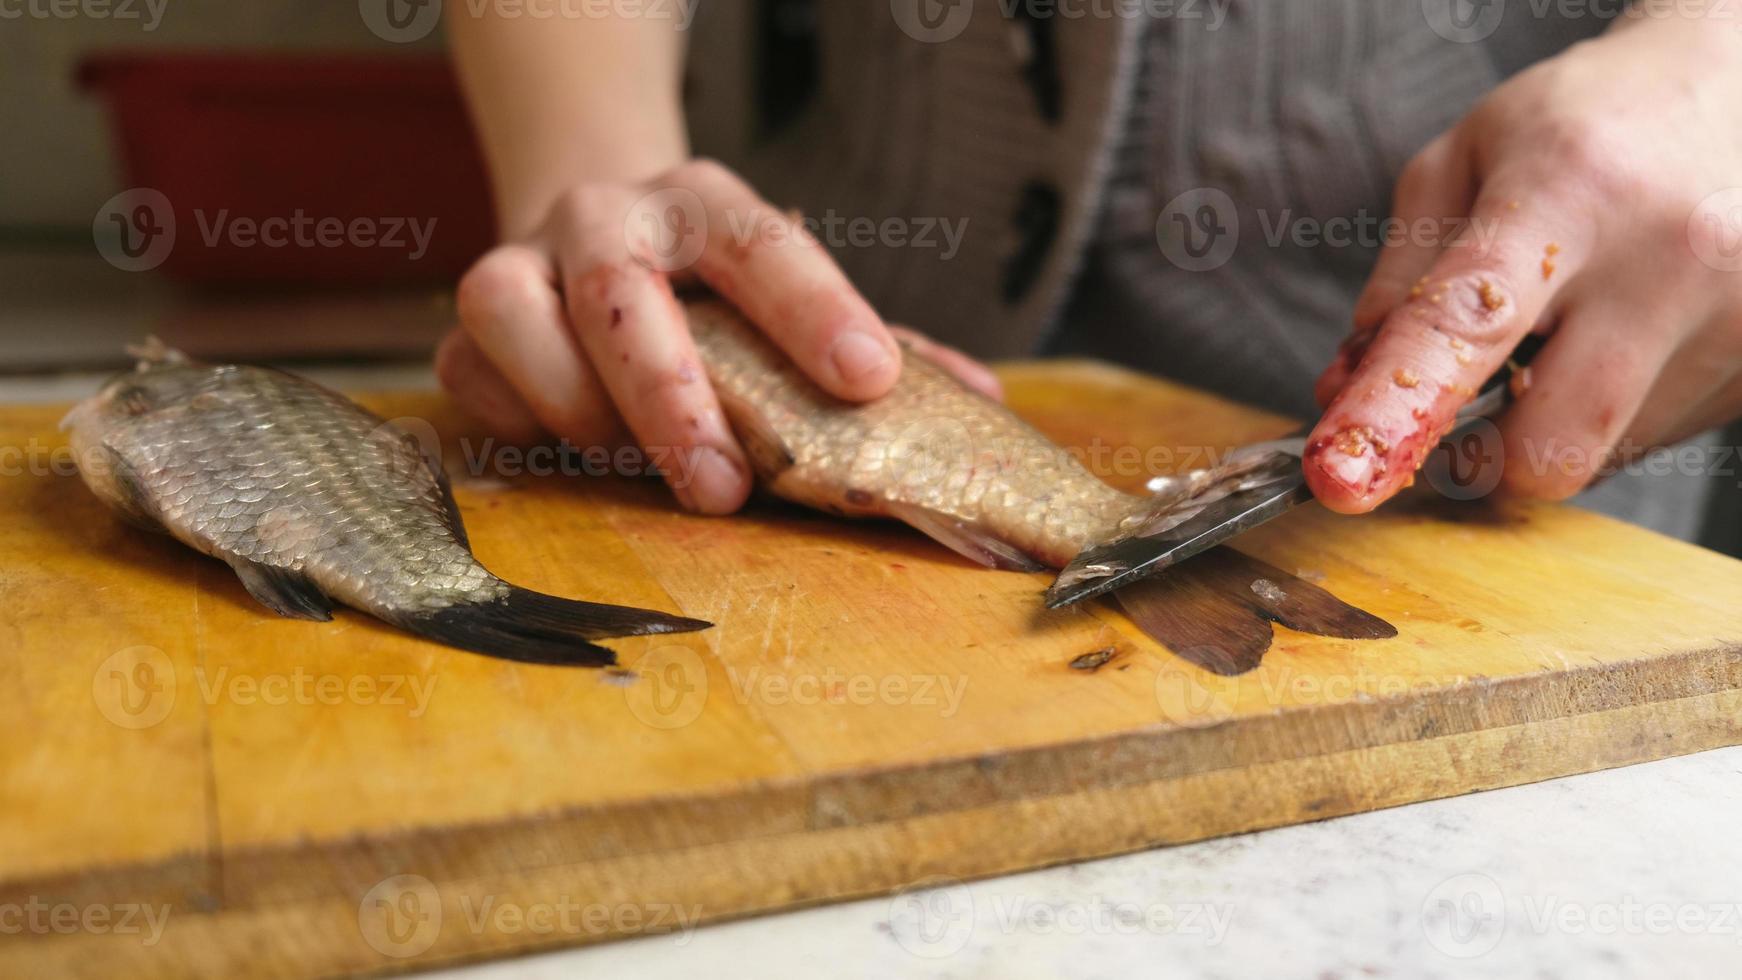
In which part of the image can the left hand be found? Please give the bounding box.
[1305,12,1742,513]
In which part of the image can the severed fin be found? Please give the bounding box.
[1115,548,1395,676]
[1176,549,1397,641]
[716,389,797,479]
[229,560,335,622]
[399,586,711,668]
[1116,569,1273,677]
[886,501,1047,573]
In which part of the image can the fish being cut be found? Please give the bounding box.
[686,298,1268,572]
[63,342,709,666]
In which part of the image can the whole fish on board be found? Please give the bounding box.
[62,343,709,667]
[686,298,1394,671]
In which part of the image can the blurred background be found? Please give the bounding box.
[4,2,1737,553]
[1,1,482,380]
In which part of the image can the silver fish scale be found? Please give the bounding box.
[686,301,1153,567]
[108,365,501,615]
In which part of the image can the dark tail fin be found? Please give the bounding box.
[402,587,711,668]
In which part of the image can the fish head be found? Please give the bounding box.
[60,345,206,525]
[63,345,206,435]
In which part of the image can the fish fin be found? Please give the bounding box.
[400,586,712,668]
[885,501,1047,573]
[1115,572,1274,677]
[91,443,167,533]
[715,388,796,478]
[434,469,470,549]
[229,561,335,622]
[1186,549,1398,641]
[125,336,188,369]
[1114,548,1395,677]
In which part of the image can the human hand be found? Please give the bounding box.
[435,158,1000,514]
[1307,13,1742,512]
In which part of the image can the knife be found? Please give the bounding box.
[1042,365,1521,610]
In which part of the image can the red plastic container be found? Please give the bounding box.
[78,51,496,285]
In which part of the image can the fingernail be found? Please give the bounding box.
[684,446,748,515]
[1314,447,1380,499]
[829,331,894,385]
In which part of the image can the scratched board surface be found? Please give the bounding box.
[2,362,1740,977]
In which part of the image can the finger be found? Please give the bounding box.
[557,204,752,515]
[891,326,1003,401]
[1304,179,1591,513]
[1494,302,1681,500]
[1320,135,1476,407]
[670,160,901,401]
[434,329,545,445]
[1610,301,1742,448]
[456,244,622,449]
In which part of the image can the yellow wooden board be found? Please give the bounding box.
[2,362,1739,977]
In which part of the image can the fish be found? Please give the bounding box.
[62,341,710,667]
[687,298,1395,674]
[686,298,1271,572]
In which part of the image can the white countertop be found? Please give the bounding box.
[425,745,1742,979]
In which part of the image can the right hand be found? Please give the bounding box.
[436,159,997,514]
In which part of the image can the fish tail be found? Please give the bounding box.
[401,587,711,668]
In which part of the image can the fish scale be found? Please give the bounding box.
[688,299,1173,570]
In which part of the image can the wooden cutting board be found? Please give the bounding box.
[3,362,1739,977]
